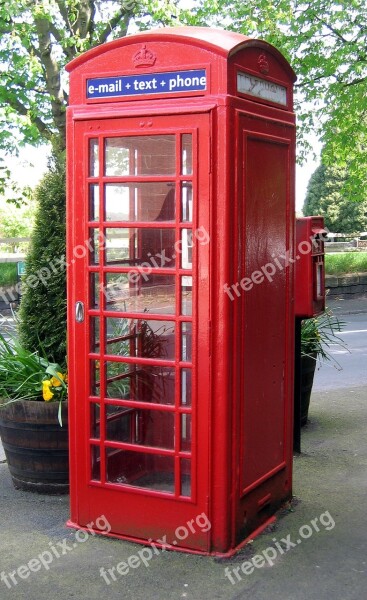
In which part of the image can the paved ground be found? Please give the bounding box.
[326,294,367,315]
[0,295,366,599]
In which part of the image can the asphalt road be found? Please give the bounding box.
[313,312,367,391]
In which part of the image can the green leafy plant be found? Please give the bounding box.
[105,318,171,400]
[0,326,67,426]
[301,308,347,364]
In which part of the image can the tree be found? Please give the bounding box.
[0,202,35,251]
[2,1,366,202]
[0,157,32,206]
[18,153,67,366]
[185,0,367,202]
[303,163,367,233]
[0,0,182,153]
[0,1,182,364]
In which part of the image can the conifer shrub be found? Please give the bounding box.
[18,154,66,368]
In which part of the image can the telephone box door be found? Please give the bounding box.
[68,113,211,550]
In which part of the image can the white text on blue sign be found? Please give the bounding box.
[87,69,207,99]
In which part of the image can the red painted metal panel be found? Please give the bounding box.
[295,216,326,318]
[241,134,290,489]
[66,25,296,555]
[66,27,295,107]
[229,114,295,548]
[67,113,211,551]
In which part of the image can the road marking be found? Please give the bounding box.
[340,329,367,334]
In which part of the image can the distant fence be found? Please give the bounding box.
[0,237,30,259]
[325,233,367,253]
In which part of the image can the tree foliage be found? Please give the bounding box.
[1,1,366,203]
[0,202,35,250]
[0,0,182,152]
[1,1,182,363]
[303,163,367,233]
[185,0,367,201]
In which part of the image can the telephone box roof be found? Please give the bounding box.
[66,26,296,80]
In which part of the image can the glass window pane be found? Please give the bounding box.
[181,229,193,269]
[181,322,192,362]
[105,273,175,314]
[106,361,131,399]
[181,134,192,175]
[105,404,132,443]
[106,318,175,361]
[181,458,191,497]
[89,184,99,221]
[90,317,100,353]
[89,229,100,265]
[105,135,176,176]
[91,403,100,439]
[181,182,192,222]
[106,450,174,493]
[105,184,129,221]
[104,273,129,312]
[90,359,101,396]
[89,139,99,177]
[181,368,192,406]
[181,276,192,316]
[105,406,174,449]
[181,413,192,452]
[105,227,176,267]
[105,183,175,222]
[91,445,100,481]
[90,272,100,309]
[106,363,175,405]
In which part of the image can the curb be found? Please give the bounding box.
[326,273,367,298]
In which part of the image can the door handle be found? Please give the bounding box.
[75,301,85,323]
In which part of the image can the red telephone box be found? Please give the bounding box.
[66,26,296,555]
[295,216,326,318]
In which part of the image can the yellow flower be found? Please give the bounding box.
[42,380,54,402]
[50,372,65,387]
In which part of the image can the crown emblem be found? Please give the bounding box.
[132,44,157,68]
[258,53,269,74]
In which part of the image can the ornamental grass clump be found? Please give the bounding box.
[0,329,67,426]
[301,308,347,364]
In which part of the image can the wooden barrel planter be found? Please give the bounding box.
[300,353,317,426]
[0,400,69,494]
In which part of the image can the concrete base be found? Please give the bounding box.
[0,441,5,463]
[0,298,366,599]
[0,384,366,599]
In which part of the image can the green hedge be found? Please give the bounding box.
[18,155,66,368]
[0,263,17,287]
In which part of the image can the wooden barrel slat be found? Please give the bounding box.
[0,400,69,494]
